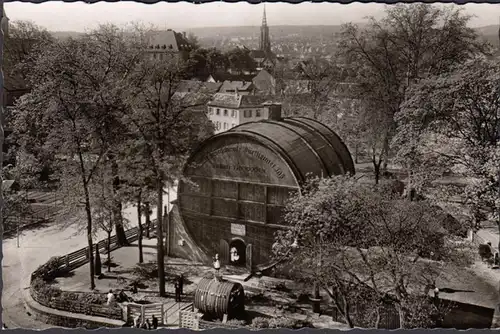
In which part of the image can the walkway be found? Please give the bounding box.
[2,188,177,329]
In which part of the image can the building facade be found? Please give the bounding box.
[206,93,271,133]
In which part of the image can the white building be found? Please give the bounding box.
[206,93,276,134]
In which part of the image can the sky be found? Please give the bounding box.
[4,1,500,32]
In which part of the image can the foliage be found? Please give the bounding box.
[250,317,269,328]
[31,277,62,304]
[5,20,55,80]
[134,262,159,279]
[337,4,487,183]
[396,56,500,244]
[274,176,473,328]
[224,48,256,74]
[34,257,70,281]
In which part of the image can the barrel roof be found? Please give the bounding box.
[189,116,355,185]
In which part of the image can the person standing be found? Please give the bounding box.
[213,254,221,277]
[179,274,184,295]
[106,290,116,306]
[174,278,181,302]
[152,315,158,329]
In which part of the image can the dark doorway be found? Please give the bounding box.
[229,239,246,266]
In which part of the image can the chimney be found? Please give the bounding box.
[263,102,282,121]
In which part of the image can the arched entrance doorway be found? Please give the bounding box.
[229,239,246,266]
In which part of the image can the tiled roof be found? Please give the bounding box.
[210,72,255,83]
[173,92,212,108]
[147,29,191,52]
[219,80,254,93]
[208,93,271,109]
[177,80,222,94]
[208,93,242,108]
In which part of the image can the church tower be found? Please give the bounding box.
[259,6,271,54]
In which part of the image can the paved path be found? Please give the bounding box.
[2,188,177,329]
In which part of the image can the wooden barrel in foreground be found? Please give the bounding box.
[194,277,245,320]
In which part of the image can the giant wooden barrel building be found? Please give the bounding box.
[178,103,355,271]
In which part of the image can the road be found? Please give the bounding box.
[2,188,177,329]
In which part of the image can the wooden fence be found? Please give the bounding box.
[178,310,243,330]
[30,220,158,320]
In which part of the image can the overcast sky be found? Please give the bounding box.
[4,2,500,32]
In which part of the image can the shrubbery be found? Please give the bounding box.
[134,262,158,279]
[34,256,69,281]
[251,316,313,329]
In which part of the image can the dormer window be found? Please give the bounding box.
[162,45,166,49]
[169,44,173,49]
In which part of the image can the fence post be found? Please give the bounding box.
[65,254,70,268]
[161,303,164,325]
[141,305,145,326]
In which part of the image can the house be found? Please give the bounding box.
[219,80,256,95]
[252,69,276,95]
[176,80,222,95]
[205,72,255,83]
[145,29,193,61]
[206,93,274,134]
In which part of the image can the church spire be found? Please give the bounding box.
[262,5,267,26]
[259,4,271,54]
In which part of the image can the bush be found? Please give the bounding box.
[31,277,62,305]
[267,317,313,329]
[35,257,69,281]
[134,262,158,279]
[251,317,269,329]
[225,319,247,326]
[479,244,493,260]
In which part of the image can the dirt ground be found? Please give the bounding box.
[51,239,348,329]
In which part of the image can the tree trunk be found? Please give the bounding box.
[397,304,406,329]
[107,231,111,272]
[111,159,128,246]
[497,221,500,252]
[375,306,381,329]
[382,134,390,172]
[84,190,95,290]
[137,195,144,264]
[354,144,359,164]
[145,202,151,239]
[374,162,381,185]
[156,179,166,297]
[343,303,354,328]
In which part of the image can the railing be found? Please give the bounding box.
[30,220,158,321]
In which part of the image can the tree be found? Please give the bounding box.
[12,24,143,289]
[397,57,500,245]
[225,47,256,74]
[337,4,487,184]
[125,53,213,296]
[4,20,55,80]
[274,176,472,328]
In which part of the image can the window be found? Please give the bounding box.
[244,110,253,118]
[216,109,220,115]
[255,109,261,117]
[231,110,236,118]
[216,121,221,130]
[224,109,228,116]
[223,122,228,130]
